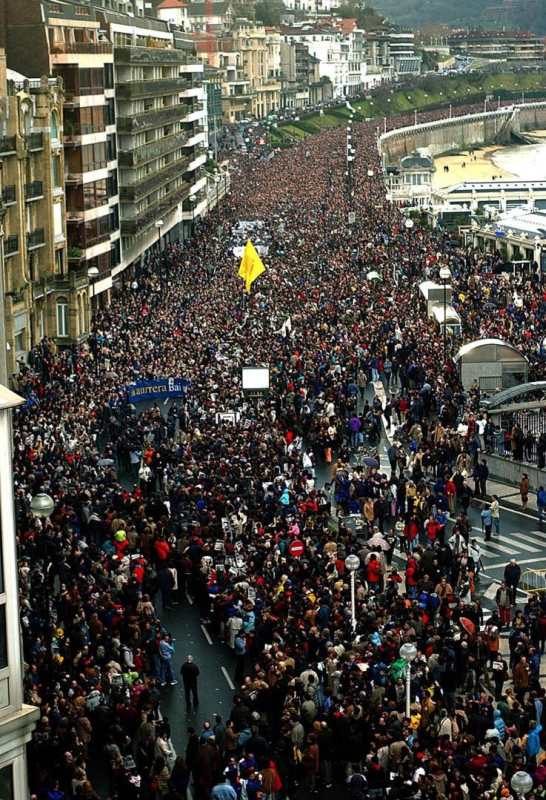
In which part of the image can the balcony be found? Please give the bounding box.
[27,229,46,250]
[25,181,44,202]
[120,157,191,201]
[117,104,190,133]
[4,235,18,256]
[115,46,189,66]
[65,161,108,183]
[2,186,16,205]
[118,131,189,167]
[116,76,190,100]
[121,181,191,235]
[64,123,106,143]
[27,133,44,151]
[0,136,16,155]
[67,247,85,263]
[50,42,112,55]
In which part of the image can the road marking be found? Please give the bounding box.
[221,666,235,690]
[200,624,213,645]
[186,591,194,606]
[470,527,540,553]
[472,496,541,520]
[484,556,546,570]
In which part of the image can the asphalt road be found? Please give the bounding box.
[158,600,236,756]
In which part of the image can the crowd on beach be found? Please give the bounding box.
[12,101,546,800]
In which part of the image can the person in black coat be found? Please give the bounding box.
[180,654,200,709]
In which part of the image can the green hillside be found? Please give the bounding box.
[373,0,546,33]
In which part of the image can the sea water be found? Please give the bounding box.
[491,140,546,180]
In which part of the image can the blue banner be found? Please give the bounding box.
[127,378,191,403]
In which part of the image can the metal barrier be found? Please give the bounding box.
[520,569,546,593]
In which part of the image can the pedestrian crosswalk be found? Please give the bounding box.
[472,527,545,566]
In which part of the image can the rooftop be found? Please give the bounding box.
[156,0,187,7]
[491,208,546,239]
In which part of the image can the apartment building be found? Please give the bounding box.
[282,24,362,98]
[3,0,121,305]
[3,0,207,294]
[280,41,333,108]
[230,20,281,119]
[447,30,545,62]
[0,56,82,372]
[197,35,256,123]
[94,10,207,267]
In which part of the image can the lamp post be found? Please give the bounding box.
[399,217,414,286]
[511,771,533,798]
[155,219,164,253]
[30,492,55,519]
[155,219,164,289]
[399,642,417,719]
[439,265,452,365]
[214,172,221,219]
[87,265,99,321]
[345,554,360,632]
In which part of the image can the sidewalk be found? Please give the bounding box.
[374,381,542,520]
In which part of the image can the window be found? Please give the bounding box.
[51,111,59,142]
[52,155,62,189]
[55,249,64,275]
[0,764,12,800]
[56,299,69,337]
[0,607,6,670]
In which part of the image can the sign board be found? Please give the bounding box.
[348,212,356,225]
[289,539,304,557]
[126,378,190,404]
[242,367,270,392]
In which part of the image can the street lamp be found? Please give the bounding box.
[345,554,360,632]
[87,265,99,316]
[399,642,417,718]
[30,493,55,518]
[511,771,533,798]
[155,219,164,253]
[439,265,451,364]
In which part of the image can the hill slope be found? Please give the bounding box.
[373,0,546,34]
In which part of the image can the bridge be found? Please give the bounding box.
[379,101,546,166]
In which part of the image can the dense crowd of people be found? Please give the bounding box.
[12,101,546,800]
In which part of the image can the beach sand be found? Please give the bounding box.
[433,145,515,189]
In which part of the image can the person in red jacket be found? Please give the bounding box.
[154,537,170,565]
[405,556,419,599]
[425,515,441,544]
[366,554,382,592]
[404,517,419,553]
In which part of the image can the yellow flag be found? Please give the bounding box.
[238,239,265,294]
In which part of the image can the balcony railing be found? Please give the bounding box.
[27,229,45,249]
[50,41,112,55]
[116,76,190,99]
[117,103,190,133]
[4,235,18,256]
[120,157,191,201]
[65,161,108,183]
[2,186,16,205]
[0,136,16,155]
[121,181,191,235]
[27,133,44,151]
[64,123,106,141]
[115,46,189,66]
[25,181,44,201]
[118,131,188,167]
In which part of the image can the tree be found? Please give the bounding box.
[254,0,284,26]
